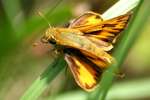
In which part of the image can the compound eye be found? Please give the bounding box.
[49,38,56,44]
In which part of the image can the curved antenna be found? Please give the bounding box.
[38,11,52,28]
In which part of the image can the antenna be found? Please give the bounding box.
[38,11,52,28]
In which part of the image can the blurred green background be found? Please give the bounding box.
[0,0,150,100]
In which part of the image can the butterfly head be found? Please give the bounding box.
[41,28,57,44]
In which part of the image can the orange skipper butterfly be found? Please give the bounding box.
[41,11,130,91]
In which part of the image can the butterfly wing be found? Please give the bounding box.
[65,53,102,91]
[86,13,131,44]
[69,11,103,33]
[69,11,131,44]
[54,29,114,63]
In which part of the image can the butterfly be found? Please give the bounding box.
[41,11,131,91]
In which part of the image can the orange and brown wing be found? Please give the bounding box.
[69,11,103,33]
[69,11,130,44]
[65,53,102,91]
[87,13,131,44]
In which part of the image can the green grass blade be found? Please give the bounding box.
[88,0,150,100]
[21,55,66,100]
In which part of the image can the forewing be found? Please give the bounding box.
[56,29,114,63]
[87,13,131,44]
[69,11,103,33]
[69,12,130,45]
[65,54,102,91]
